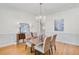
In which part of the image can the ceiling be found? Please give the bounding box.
[0,3,79,15]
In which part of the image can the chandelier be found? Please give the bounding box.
[36,3,46,36]
[36,3,46,20]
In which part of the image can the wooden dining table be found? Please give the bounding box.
[30,35,45,53]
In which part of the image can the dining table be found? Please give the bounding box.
[30,35,45,54]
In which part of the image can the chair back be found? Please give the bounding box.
[43,36,51,53]
[31,32,33,37]
[51,34,57,46]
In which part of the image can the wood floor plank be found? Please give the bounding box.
[0,41,79,55]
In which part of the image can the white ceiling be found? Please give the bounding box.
[0,3,79,15]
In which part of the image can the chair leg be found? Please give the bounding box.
[54,44,56,51]
[30,47,32,53]
[35,50,38,55]
[31,44,34,53]
[51,47,53,54]
[35,50,36,55]
[25,45,27,50]
[49,50,50,55]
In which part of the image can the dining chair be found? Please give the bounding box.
[50,34,57,54]
[25,33,32,49]
[34,36,51,55]
[25,32,38,53]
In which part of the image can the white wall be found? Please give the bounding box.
[0,6,79,47]
[0,8,38,34]
[44,7,79,46]
[0,7,38,47]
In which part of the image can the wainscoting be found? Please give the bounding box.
[0,33,79,48]
[0,33,16,47]
[55,33,79,46]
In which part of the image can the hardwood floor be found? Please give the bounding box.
[0,41,79,55]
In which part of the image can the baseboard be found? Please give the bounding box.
[57,39,79,46]
[0,42,16,48]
